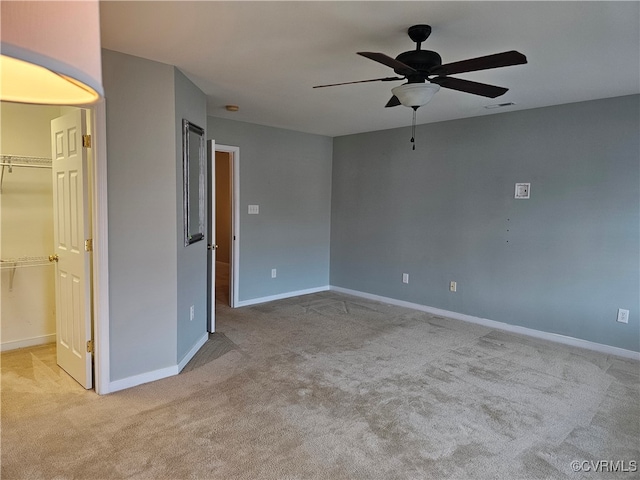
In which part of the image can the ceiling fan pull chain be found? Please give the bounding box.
[411,107,417,150]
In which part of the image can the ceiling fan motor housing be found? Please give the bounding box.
[395,50,442,80]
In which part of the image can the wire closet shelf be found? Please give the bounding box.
[1,256,56,292]
[0,256,55,270]
[0,154,53,193]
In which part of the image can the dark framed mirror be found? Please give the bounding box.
[183,119,205,246]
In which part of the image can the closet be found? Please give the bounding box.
[0,103,77,353]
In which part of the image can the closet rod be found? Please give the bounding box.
[0,162,51,169]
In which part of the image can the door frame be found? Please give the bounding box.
[213,143,239,308]
[91,100,110,395]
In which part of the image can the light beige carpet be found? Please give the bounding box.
[181,333,239,373]
[2,292,639,479]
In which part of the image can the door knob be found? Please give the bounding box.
[207,244,218,251]
[48,254,59,262]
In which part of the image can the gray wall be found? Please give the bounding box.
[207,117,333,302]
[102,50,178,379]
[103,48,637,387]
[331,95,639,352]
[175,69,207,363]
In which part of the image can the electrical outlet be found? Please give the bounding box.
[189,305,194,321]
[449,281,457,292]
[402,273,409,284]
[515,183,530,199]
[617,308,629,324]
[271,268,277,278]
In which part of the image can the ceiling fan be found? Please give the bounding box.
[314,24,527,149]
[314,24,527,108]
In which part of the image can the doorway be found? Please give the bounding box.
[215,149,232,306]
[206,143,239,329]
[0,102,103,391]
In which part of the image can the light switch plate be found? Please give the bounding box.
[515,183,530,199]
[248,205,259,214]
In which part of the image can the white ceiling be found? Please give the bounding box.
[99,1,640,137]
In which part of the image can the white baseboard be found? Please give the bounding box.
[330,286,640,361]
[106,331,209,393]
[107,365,179,394]
[103,284,637,394]
[236,285,330,308]
[178,332,209,372]
[1,334,55,352]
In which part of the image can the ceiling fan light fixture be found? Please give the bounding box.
[391,83,440,108]
[0,54,100,105]
[1,1,103,105]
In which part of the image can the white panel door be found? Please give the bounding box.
[51,110,92,389]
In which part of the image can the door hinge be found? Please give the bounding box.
[82,134,92,148]
[86,340,94,354]
[85,239,93,252]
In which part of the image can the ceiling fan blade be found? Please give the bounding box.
[313,77,404,88]
[430,51,527,76]
[357,52,417,77]
[430,77,508,98]
[385,95,401,108]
